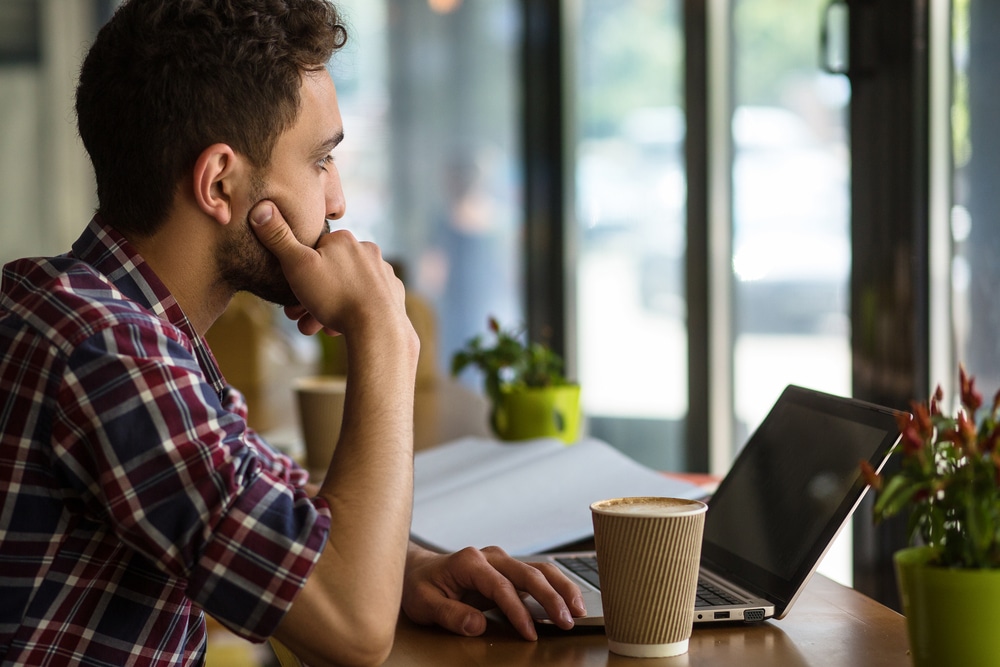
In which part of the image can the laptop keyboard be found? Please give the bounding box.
[554,555,743,607]
[695,580,744,607]
[556,555,603,588]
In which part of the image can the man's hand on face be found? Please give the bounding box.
[402,544,587,641]
[249,200,408,339]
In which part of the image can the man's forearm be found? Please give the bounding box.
[318,326,418,614]
[274,322,419,667]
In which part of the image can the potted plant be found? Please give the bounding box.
[451,317,581,443]
[862,365,1000,667]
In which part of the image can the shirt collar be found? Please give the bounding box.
[70,215,227,396]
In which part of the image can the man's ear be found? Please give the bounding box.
[192,143,240,225]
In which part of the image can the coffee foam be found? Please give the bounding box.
[591,496,707,517]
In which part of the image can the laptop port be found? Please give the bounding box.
[743,609,766,622]
[713,611,730,620]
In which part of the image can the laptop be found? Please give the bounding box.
[521,384,903,626]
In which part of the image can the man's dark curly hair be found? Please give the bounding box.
[75,0,348,238]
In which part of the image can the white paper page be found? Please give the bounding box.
[411,437,704,555]
[413,437,567,503]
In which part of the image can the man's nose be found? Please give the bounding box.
[327,170,346,221]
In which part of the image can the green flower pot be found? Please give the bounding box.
[491,384,581,444]
[895,546,1000,667]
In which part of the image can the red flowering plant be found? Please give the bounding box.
[862,366,1000,568]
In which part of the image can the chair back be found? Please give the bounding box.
[269,638,304,667]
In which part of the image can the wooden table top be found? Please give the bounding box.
[383,574,911,666]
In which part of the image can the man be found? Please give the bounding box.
[0,1,584,665]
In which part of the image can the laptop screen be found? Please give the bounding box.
[700,385,902,616]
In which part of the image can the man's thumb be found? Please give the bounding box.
[250,201,299,260]
[250,201,274,226]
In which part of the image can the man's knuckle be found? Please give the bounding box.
[523,565,548,584]
[532,562,559,577]
[454,546,485,564]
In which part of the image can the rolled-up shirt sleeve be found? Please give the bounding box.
[53,320,330,641]
[221,385,312,490]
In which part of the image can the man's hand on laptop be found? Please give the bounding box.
[402,543,587,640]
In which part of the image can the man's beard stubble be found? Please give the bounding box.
[216,218,300,307]
[216,172,300,307]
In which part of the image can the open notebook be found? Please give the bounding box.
[411,436,705,555]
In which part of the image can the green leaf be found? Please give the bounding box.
[873,475,923,520]
[449,317,568,399]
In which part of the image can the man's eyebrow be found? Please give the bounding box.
[313,130,345,157]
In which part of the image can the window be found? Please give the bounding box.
[731,0,852,446]
[333,0,524,370]
[570,1,853,475]
[572,0,687,471]
[0,1,97,263]
[949,0,1000,393]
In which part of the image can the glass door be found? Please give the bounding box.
[730,0,852,448]
[571,0,687,471]
[949,0,1000,392]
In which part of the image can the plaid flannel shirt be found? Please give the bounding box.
[0,217,331,666]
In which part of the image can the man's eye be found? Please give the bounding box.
[318,154,335,171]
